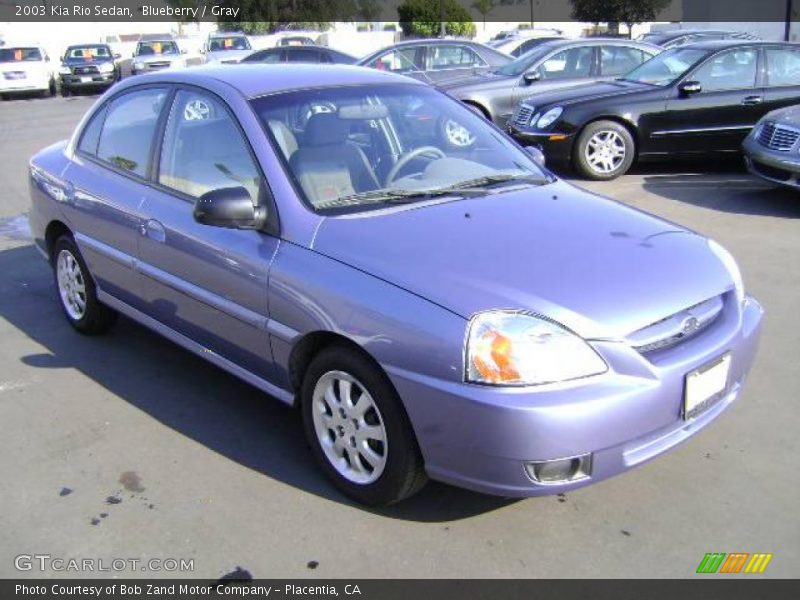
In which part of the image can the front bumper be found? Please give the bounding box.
[743,136,800,189]
[60,72,116,88]
[388,295,764,497]
[507,123,575,164]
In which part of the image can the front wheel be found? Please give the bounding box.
[573,120,635,180]
[52,235,117,334]
[301,345,427,506]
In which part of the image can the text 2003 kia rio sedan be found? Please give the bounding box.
[28,65,763,505]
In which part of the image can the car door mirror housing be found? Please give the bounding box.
[679,80,702,96]
[193,187,266,230]
[113,53,121,59]
[525,145,546,167]
[523,70,541,84]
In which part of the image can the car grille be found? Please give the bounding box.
[757,122,800,151]
[513,105,534,128]
[628,295,724,355]
[73,65,99,75]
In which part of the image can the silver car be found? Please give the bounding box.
[743,105,800,190]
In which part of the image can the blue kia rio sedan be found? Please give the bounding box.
[28,65,763,505]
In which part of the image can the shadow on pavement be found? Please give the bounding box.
[0,242,518,522]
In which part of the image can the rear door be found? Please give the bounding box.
[761,46,800,113]
[64,86,169,311]
[424,44,487,84]
[658,46,764,153]
[512,44,597,107]
[138,88,279,380]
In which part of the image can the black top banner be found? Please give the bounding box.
[0,0,798,23]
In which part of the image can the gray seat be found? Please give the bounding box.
[289,113,380,206]
[268,119,298,160]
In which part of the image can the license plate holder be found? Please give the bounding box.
[684,353,731,420]
[80,76,92,83]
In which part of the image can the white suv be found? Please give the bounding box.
[0,45,56,98]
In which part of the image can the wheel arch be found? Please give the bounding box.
[44,220,72,262]
[578,115,640,153]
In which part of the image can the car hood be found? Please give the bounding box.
[440,70,515,94]
[311,180,732,339]
[206,50,252,63]
[764,104,800,124]
[521,79,655,109]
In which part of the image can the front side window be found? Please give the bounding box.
[369,48,419,73]
[0,47,43,62]
[251,84,547,212]
[245,50,283,63]
[600,46,649,76]
[766,48,800,87]
[537,46,594,80]
[136,41,179,56]
[690,48,757,91]
[96,88,168,177]
[286,48,322,62]
[428,45,484,70]
[158,90,262,203]
[622,48,708,86]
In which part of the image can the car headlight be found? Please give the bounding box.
[466,311,607,386]
[133,61,145,70]
[98,62,114,73]
[58,65,71,75]
[536,107,563,129]
[707,239,745,306]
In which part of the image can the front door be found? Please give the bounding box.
[138,88,280,380]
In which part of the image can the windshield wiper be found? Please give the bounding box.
[438,173,549,191]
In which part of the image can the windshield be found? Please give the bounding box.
[209,36,251,51]
[251,84,547,213]
[136,41,179,56]
[0,47,42,62]
[494,45,552,76]
[621,48,708,85]
[66,45,111,60]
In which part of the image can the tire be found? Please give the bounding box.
[52,235,117,334]
[573,120,636,180]
[48,77,57,96]
[301,344,427,506]
[61,85,70,97]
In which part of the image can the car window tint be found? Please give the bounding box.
[96,88,167,177]
[766,48,800,86]
[600,46,648,76]
[369,48,418,73]
[287,48,321,62]
[429,45,485,70]
[78,105,108,156]
[692,48,757,91]
[250,50,283,63]
[538,46,594,79]
[158,90,262,203]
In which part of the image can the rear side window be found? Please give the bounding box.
[77,105,107,156]
[95,88,168,177]
[600,46,649,76]
[158,90,263,204]
[766,48,800,86]
[286,48,321,62]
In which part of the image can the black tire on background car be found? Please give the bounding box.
[52,235,117,334]
[61,85,70,97]
[48,77,57,96]
[301,344,427,506]
[573,119,636,181]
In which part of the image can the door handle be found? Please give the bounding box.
[140,219,166,243]
[741,96,763,105]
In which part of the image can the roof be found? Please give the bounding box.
[665,40,796,51]
[120,63,423,98]
[527,38,662,52]
[645,29,745,40]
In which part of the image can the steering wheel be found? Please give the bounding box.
[385,146,446,186]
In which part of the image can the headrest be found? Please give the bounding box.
[304,113,350,147]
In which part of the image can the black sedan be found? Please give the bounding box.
[242,46,356,65]
[507,41,800,180]
[58,44,120,96]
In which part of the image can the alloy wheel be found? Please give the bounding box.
[584,130,627,174]
[56,249,87,320]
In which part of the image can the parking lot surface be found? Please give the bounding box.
[1,95,798,579]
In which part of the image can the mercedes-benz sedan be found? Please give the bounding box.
[28,65,763,506]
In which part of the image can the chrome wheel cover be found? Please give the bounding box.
[311,370,388,485]
[443,118,476,148]
[56,249,87,320]
[584,130,627,174]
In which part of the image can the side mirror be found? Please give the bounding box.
[525,145,546,167]
[523,70,541,85]
[181,48,187,54]
[679,80,702,96]
[193,187,266,230]
[113,53,121,59]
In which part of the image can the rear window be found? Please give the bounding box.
[136,41,179,56]
[0,48,43,62]
[208,36,251,51]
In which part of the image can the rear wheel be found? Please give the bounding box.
[48,77,57,96]
[301,345,427,506]
[52,235,117,334]
[573,120,635,180]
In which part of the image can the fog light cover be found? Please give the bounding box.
[526,454,592,484]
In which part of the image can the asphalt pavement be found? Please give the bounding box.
[0,94,798,579]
